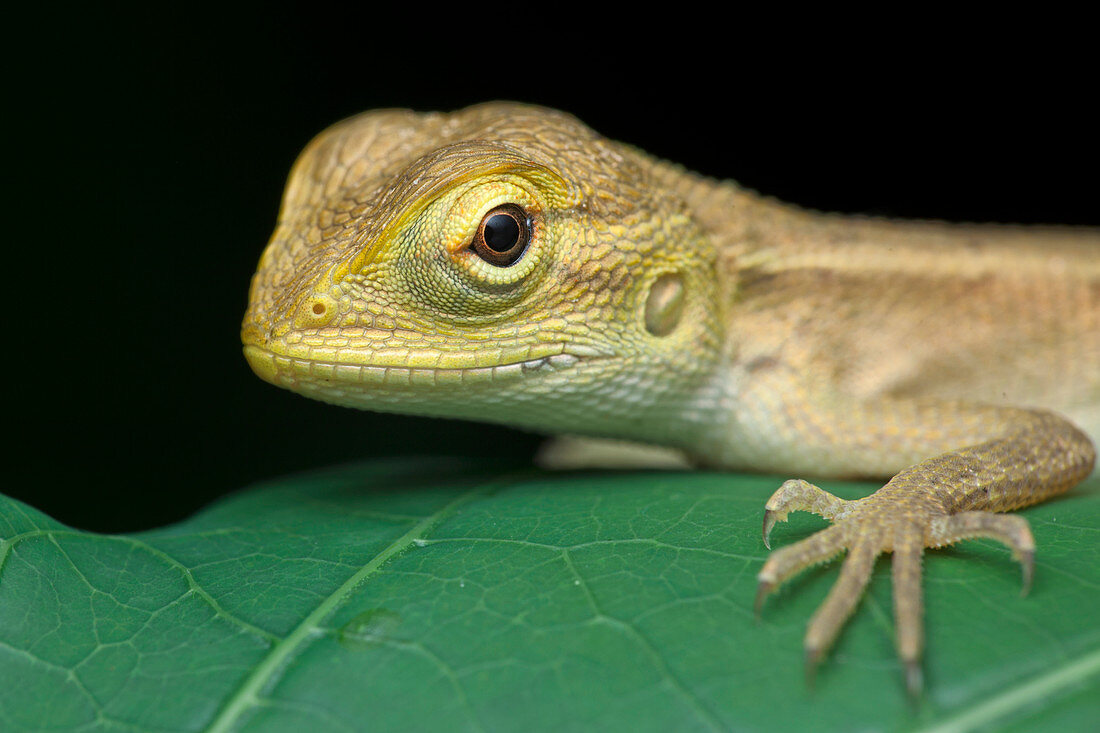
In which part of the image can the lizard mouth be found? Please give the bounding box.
[242,344,583,392]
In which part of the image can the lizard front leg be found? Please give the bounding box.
[752,403,1095,695]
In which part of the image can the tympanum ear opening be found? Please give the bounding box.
[644,272,685,336]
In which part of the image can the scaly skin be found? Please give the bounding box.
[241,103,1099,695]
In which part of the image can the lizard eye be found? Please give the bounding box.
[471,204,530,267]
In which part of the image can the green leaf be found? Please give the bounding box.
[1,458,1098,732]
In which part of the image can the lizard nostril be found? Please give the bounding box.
[313,302,326,315]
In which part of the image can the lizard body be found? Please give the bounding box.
[241,103,1098,693]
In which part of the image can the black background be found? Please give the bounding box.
[7,7,1095,532]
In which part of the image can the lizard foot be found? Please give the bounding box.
[755,479,1035,696]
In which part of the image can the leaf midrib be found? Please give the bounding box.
[204,475,512,733]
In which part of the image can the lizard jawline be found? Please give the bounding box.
[242,344,584,392]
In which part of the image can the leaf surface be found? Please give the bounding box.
[1,458,1098,732]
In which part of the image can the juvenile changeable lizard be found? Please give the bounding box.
[240,103,1099,694]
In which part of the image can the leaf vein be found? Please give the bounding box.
[203,473,518,733]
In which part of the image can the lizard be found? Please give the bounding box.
[240,102,1099,695]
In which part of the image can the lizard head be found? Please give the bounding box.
[241,103,722,445]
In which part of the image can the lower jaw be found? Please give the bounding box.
[245,345,707,450]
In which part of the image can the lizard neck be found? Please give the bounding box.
[640,157,1100,460]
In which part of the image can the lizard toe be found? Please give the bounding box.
[762,479,852,549]
[929,510,1035,595]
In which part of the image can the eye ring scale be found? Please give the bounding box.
[471,204,531,267]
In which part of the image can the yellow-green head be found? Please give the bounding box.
[241,103,722,445]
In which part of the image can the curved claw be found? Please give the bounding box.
[1020,548,1034,597]
[905,660,923,699]
[762,509,778,550]
[805,646,822,689]
[754,577,774,619]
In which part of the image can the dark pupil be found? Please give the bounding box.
[483,213,521,252]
